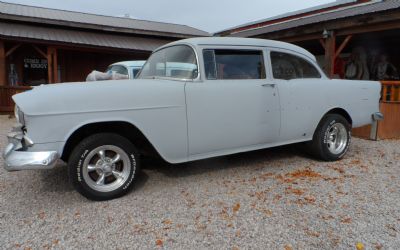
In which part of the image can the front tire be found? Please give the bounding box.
[308,114,351,161]
[68,133,140,201]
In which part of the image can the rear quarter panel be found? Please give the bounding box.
[277,78,381,142]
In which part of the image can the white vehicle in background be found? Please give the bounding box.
[86,61,146,82]
[107,61,146,79]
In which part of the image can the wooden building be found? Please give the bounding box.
[218,0,400,139]
[0,1,209,112]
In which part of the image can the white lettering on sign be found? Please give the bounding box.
[24,58,48,69]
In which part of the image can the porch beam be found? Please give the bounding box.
[335,35,352,59]
[0,40,6,86]
[5,44,21,58]
[255,11,400,42]
[32,45,47,59]
[47,47,58,83]
[324,31,336,78]
[277,33,322,43]
[47,47,53,84]
[336,20,400,37]
[52,48,58,83]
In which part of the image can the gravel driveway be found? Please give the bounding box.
[0,115,399,249]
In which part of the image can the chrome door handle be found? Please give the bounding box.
[261,83,276,88]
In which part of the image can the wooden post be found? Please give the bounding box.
[53,48,58,83]
[0,40,6,86]
[324,31,336,78]
[47,47,58,83]
[47,47,53,83]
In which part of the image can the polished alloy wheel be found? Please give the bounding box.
[326,123,348,155]
[82,145,131,192]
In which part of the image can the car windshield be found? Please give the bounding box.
[107,65,128,76]
[138,45,198,80]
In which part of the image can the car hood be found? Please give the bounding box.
[13,79,185,116]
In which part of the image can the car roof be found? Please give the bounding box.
[159,37,317,61]
[110,60,146,68]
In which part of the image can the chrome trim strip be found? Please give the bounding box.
[139,43,201,82]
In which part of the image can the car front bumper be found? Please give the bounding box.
[2,124,59,172]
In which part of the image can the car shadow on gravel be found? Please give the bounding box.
[37,163,74,193]
[31,144,311,196]
[142,143,312,179]
[37,162,151,195]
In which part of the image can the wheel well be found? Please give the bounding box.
[325,108,353,125]
[61,121,158,162]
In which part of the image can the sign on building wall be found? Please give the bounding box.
[24,58,48,69]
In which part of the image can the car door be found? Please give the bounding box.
[185,47,281,157]
[268,49,326,142]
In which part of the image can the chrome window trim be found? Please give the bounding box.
[201,48,267,81]
[139,44,200,82]
[268,48,326,80]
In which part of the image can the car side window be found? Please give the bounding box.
[203,49,266,80]
[108,65,128,76]
[270,51,321,80]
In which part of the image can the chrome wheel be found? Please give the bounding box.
[82,145,131,192]
[326,123,348,155]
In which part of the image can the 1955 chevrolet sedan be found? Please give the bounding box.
[3,38,383,200]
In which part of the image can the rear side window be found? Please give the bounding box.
[203,49,266,80]
[270,51,321,80]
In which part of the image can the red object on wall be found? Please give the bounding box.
[334,57,346,79]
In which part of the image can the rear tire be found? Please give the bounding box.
[68,133,140,201]
[307,114,351,161]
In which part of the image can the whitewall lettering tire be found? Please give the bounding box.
[68,133,140,201]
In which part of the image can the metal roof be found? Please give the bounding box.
[0,1,210,38]
[0,22,171,52]
[216,0,357,34]
[228,0,400,37]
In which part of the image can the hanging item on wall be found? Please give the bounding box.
[354,47,369,80]
[344,47,369,80]
[334,57,346,79]
[372,54,399,80]
[345,52,362,80]
[8,64,19,86]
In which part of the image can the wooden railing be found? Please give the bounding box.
[381,81,400,103]
[0,86,32,112]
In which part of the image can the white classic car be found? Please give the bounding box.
[106,61,146,79]
[3,38,383,200]
[86,61,146,82]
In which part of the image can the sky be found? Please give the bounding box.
[3,0,334,33]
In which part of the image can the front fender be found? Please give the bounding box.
[25,107,189,164]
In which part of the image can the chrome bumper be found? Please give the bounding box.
[2,124,59,171]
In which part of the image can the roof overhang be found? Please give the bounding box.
[0,22,172,52]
